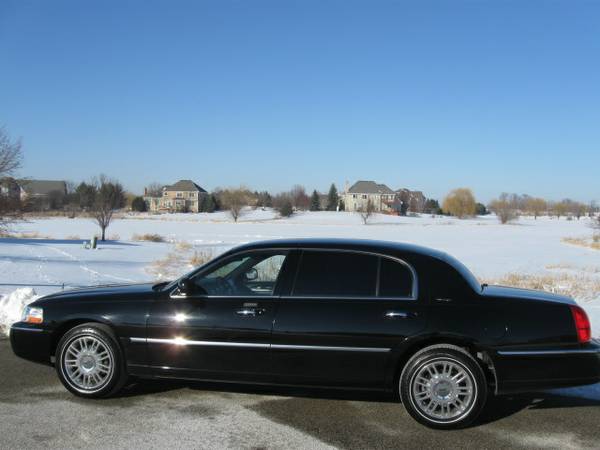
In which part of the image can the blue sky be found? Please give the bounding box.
[1,1,599,202]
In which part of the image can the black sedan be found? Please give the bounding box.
[10,238,600,429]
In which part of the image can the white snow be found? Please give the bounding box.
[0,210,599,335]
[0,288,40,336]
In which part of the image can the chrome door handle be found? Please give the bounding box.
[385,311,410,319]
[236,308,265,317]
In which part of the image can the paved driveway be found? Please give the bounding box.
[1,340,599,449]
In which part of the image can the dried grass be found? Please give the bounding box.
[189,250,214,267]
[562,236,600,251]
[175,241,192,252]
[0,231,51,239]
[483,272,600,302]
[146,246,216,281]
[132,233,165,243]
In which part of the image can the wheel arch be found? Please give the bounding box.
[389,335,498,395]
[50,317,117,360]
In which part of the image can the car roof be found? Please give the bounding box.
[229,238,447,259]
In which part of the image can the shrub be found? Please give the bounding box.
[488,194,519,224]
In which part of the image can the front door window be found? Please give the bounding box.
[192,252,287,296]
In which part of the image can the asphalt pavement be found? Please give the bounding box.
[1,340,599,450]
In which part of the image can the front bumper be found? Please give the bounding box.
[9,322,53,365]
[493,340,600,394]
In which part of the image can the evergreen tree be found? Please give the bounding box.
[200,194,216,213]
[326,183,339,211]
[310,190,320,211]
[131,196,147,212]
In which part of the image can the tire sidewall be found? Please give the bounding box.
[400,347,487,429]
[56,324,124,398]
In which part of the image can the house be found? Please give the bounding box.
[17,179,67,202]
[0,178,21,200]
[343,180,396,213]
[144,179,207,213]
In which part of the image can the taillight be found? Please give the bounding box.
[570,305,591,344]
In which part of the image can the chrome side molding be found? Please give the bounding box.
[130,337,390,352]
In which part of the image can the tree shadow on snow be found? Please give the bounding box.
[0,237,138,247]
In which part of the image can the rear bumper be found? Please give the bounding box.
[9,322,53,365]
[493,341,600,394]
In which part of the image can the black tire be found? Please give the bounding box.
[399,344,487,429]
[55,323,128,398]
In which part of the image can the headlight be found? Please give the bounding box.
[22,306,43,324]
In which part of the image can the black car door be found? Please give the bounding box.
[271,249,427,389]
[145,250,289,382]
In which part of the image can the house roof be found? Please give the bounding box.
[347,180,395,195]
[163,180,207,193]
[18,179,66,196]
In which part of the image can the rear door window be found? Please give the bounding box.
[292,250,378,297]
[378,258,414,298]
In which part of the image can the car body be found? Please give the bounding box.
[10,238,600,428]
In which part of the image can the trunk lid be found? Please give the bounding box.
[481,285,576,305]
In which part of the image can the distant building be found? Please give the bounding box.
[395,188,426,214]
[144,179,207,213]
[0,178,21,200]
[17,179,67,202]
[343,180,396,213]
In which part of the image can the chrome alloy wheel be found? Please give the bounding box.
[62,335,114,392]
[409,357,476,423]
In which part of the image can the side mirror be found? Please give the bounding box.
[177,278,194,297]
[245,268,258,281]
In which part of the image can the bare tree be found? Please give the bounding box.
[489,193,519,224]
[358,199,375,225]
[145,182,164,197]
[0,128,23,232]
[552,200,569,220]
[91,175,125,241]
[220,187,250,222]
[525,197,547,219]
[290,184,310,210]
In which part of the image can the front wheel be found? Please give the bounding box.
[399,344,487,429]
[55,323,128,398]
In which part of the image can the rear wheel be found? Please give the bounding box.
[399,344,487,429]
[55,323,128,398]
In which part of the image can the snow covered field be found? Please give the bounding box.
[1,210,599,335]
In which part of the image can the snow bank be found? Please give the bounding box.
[0,288,40,337]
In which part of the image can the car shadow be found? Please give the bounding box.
[477,389,600,425]
[118,378,600,425]
[117,378,394,402]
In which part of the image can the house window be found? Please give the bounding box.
[176,192,183,198]
[352,194,357,199]
[189,192,195,198]
[362,194,367,199]
[163,191,168,197]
